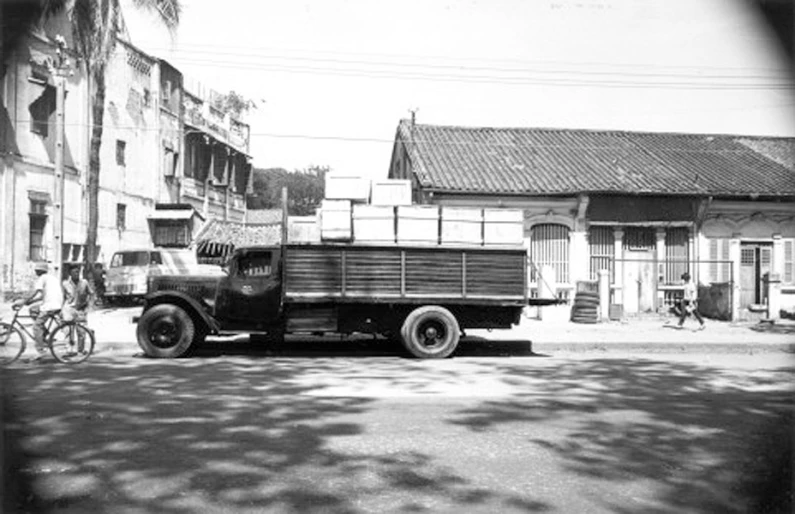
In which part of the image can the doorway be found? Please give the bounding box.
[739,243,772,308]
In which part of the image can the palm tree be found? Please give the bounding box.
[70,0,181,272]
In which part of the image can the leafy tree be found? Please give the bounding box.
[211,90,257,119]
[0,0,67,78]
[247,166,328,216]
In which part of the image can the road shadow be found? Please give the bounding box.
[750,322,795,335]
[3,354,792,513]
[447,358,795,514]
[1,356,550,513]
[187,335,540,359]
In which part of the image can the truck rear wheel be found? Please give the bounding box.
[400,306,460,359]
[137,304,195,358]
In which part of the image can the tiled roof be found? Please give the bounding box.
[395,121,795,197]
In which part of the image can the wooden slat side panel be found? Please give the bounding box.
[405,250,463,296]
[345,250,402,295]
[466,251,526,297]
[285,248,342,294]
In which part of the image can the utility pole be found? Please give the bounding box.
[48,36,72,279]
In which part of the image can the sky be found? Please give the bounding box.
[122,0,795,179]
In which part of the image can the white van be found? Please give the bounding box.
[104,248,222,304]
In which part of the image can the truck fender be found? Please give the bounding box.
[142,291,220,335]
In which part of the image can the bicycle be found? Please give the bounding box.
[0,304,96,364]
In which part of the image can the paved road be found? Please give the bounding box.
[2,351,792,513]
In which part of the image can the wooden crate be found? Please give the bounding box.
[324,174,370,202]
[320,200,352,241]
[288,215,320,244]
[370,179,412,206]
[353,205,396,244]
[483,208,524,246]
[441,207,482,246]
[397,205,439,245]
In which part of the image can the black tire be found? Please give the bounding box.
[136,304,195,358]
[0,323,25,364]
[573,298,599,308]
[572,307,598,315]
[400,306,460,359]
[571,315,598,324]
[48,322,95,364]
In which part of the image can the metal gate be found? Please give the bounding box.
[608,258,734,319]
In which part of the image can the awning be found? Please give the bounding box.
[147,209,197,221]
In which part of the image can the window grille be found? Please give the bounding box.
[529,223,570,284]
[785,239,794,284]
[664,227,689,284]
[623,227,655,251]
[116,204,127,231]
[29,200,47,261]
[588,226,614,281]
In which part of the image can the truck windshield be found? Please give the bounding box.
[238,253,272,277]
[110,251,150,267]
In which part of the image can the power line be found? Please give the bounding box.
[14,119,795,153]
[136,40,790,76]
[165,57,793,91]
[138,46,790,82]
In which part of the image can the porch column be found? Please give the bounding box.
[569,229,589,284]
[729,233,742,321]
[656,228,666,311]
[613,228,624,304]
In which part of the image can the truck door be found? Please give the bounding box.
[216,248,282,325]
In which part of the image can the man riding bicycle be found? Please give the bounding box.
[13,262,64,361]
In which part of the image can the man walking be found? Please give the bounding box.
[62,264,92,354]
[678,272,706,330]
[13,262,64,361]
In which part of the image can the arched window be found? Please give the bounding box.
[529,223,570,284]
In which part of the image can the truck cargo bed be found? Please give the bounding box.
[283,244,527,305]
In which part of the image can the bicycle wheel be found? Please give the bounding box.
[48,322,95,364]
[0,322,25,364]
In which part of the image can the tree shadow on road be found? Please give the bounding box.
[2,355,547,514]
[448,358,795,514]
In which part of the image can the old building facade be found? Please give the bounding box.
[0,16,251,297]
[388,120,795,321]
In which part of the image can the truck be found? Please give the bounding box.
[136,242,560,359]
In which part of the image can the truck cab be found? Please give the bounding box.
[214,247,282,329]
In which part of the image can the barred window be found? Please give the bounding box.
[588,226,614,281]
[664,227,689,284]
[529,223,570,284]
[785,240,794,284]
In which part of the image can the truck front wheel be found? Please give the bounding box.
[400,306,460,359]
[137,304,195,358]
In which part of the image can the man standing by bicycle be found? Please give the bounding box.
[13,262,64,361]
[62,264,92,354]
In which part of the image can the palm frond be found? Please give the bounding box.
[131,0,181,32]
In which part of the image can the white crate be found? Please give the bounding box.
[320,200,352,241]
[353,205,395,244]
[370,179,412,206]
[397,205,439,245]
[483,208,524,246]
[441,207,482,246]
[324,174,371,202]
[288,215,320,244]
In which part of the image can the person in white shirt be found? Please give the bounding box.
[677,272,705,330]
[13,262,64,360]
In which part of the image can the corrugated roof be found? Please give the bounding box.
[194,220,282,250]
[246,209,284,225]
[395,121,795,197]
